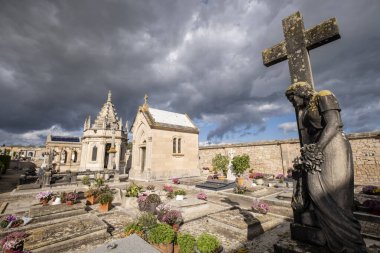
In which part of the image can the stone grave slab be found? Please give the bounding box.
[29,202,87,222]
[245,187,282,198]
[24,214,108,253]
[207,208,284,240]
[88,234,160,253]
[196,179,235,191]
[167,197,207,208]
[98,211,135,236]
[180,202,232,222]
[17,183,41,190]
[262,189,292,207]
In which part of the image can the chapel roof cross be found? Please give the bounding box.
[262,11,340,88]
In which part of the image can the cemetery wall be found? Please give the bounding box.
[199,131,380,184]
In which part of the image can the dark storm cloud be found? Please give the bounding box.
[0,0,379,145]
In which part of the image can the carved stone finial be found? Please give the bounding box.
[142,94,149,111]
[107,90,112,102]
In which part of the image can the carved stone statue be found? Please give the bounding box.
[285,82,366,253]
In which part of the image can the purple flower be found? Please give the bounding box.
[197,192,207,200]
[5,215,17,223]
[251,199,269,214]
[252,173,264,179]
[161,210,183,225]
[35,191,53,200]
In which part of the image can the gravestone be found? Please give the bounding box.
[29,202,87,223]
[88,234,160,253]
[196,179,235,191]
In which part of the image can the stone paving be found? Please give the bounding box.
[0,169,379,253]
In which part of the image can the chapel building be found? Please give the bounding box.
[79,91,128,171]
[129,96,200,181]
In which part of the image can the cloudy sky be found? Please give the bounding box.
[1,0,379,146]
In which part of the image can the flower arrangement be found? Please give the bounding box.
[174,189,186,196]
[161,210,183,226]
[252,172,264,179]
[233,186,247,194]
[147,185,155,191]
[172,178,180,184]
[84,187,100,198]
[163,184,173,192]
[0,231,27,252]
[0,215,17,228]
[35,191,53,201]
[65,192,78,203]
[156,203,172,222]
[126,182,143,197]
[197,192,207,200]
[251,199,269,214]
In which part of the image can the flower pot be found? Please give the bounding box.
[172,223,180,231]
[255,178,264,185]
[153,243,174,253]
[41,198,49,206]
[86,195,97,205]
[218,175,226,180]
[99,202,112,213]
[237,177,245,186]
[176,195,184,201]
[173,244,180,253]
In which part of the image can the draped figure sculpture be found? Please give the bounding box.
[285,82,366,253]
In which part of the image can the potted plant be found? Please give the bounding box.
[94,178,104,187]
[126,182,143,197]
[124,222,144,238]
[35,191,53,206]
[0,231,27,253]
[233,185,247,194]
[65,192,78,205]
[161,210,183,231]
[212,154,229,180]
[147,223,176,253]
[197,192,207,201]
[98,192,114,213]
[139,194,161,214]
[231,154,250,186]
[196,233,222,253]
[84,187,99,205]
[81,175,90,186]
[137,212,158,232]
[174,189,186,201]
[178,233,196,253]
[251,199,269,214]
[172,178,180,184]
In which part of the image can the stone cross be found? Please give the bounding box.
[262,11,340,88]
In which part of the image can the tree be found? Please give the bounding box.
[231,154,250,177]
[212,154,229,176]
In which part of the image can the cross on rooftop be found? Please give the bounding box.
[262,11,340,88]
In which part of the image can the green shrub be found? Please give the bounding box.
[94,178,104,187]
[178,233,196,253]
[98,192,113,204]
[126,182,143,197]
[145,194,161,204]
[196,233,220,253]
[82,176,90,186]
[212,154,229,176]
[147,223,176,244]
[137,212,158,230]
[231,154,250,177]
[124,222,144,237]
[174,189,186,196]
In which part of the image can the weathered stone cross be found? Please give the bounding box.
[262,11,340,88]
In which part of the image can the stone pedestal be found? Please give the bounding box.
[274,237,330,253]
[290,223,325,246]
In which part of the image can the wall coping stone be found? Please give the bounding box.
[199,131,380,150]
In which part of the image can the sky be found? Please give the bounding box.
[0,0,379,146]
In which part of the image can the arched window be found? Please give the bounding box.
[72,151,78,163]
[61,150,67,164]
[91,146,97,161]
[178,138,181,153]
[173,138,177,153]
[28,152,33,157]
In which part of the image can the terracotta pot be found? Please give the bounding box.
[218,175,226,180]
[173,244,180,253]
[237,177,245,186]
[99,202,112,213]
[41,198,49,206]
[153,243,173,253]
[86,195,97,205]
[66,200,74,206]
[172,223,180,231]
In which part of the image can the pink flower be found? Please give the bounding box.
[197,192,207,200]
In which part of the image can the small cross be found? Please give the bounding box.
[262,11,340,88]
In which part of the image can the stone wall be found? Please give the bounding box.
[199,131,380,185]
